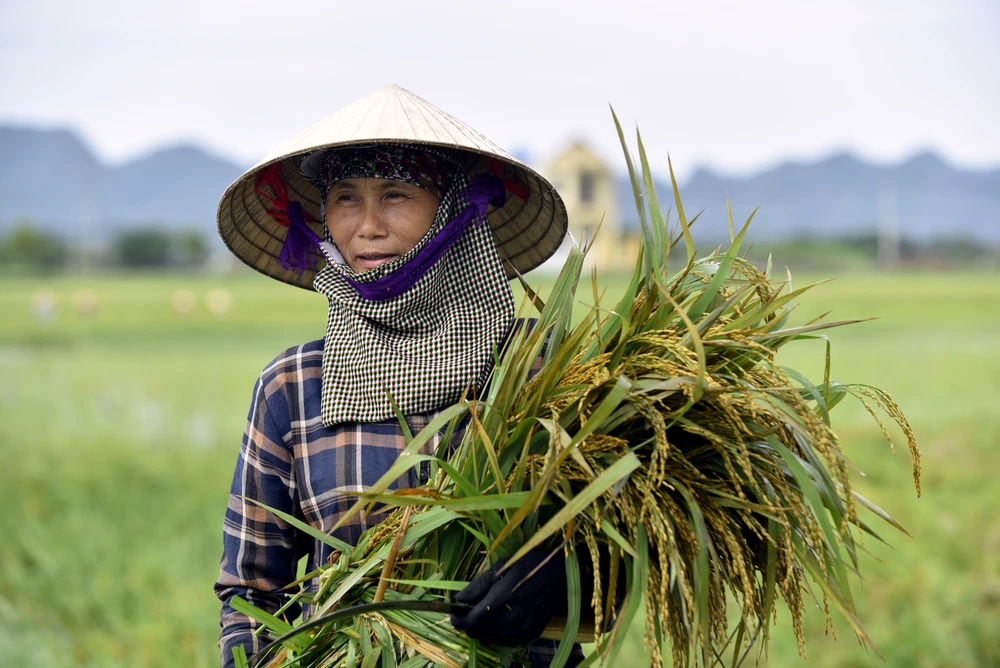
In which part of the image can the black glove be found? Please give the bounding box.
[450,550,567,646]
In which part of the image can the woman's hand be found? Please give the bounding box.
[450,551,566,647]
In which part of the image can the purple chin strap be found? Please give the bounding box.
[336,173,506,301]
[281,201,325,273]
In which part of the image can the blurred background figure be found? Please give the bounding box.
[204,287,232,316]
[72,287,99,317]
[32,288,56,323]
[168,288,197,316]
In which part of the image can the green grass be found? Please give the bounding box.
[1,269,998,667]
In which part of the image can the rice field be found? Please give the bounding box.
[0,268,997,667]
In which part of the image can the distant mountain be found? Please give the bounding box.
[0,127,103,228]
[620,151,1000,243]
[103,144,246,225]
[1,126,997,244]
[0,127,246,240]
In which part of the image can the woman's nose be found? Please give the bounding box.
[356,203,388,238]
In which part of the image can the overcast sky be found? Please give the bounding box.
[1,0,997,178]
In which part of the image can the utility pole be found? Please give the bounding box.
[876,173,901,269]
[76,152,99,274]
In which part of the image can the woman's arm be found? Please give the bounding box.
[214,371,301,668]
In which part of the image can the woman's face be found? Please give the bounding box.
[325,178,440,273]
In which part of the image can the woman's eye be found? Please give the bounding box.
[334,193,356,202]
[385,192,407,200]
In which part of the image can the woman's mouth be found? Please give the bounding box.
[354,253,398,270]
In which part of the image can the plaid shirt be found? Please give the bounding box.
[215,325,584,668]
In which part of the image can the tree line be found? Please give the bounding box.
[0,221,211,273]
[1,220,996,274]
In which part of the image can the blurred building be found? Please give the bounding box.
[542,142,638,272]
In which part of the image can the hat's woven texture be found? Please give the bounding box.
[217,85,568,289]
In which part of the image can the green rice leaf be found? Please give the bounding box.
[637,128,667,273]
[384,578,469,591]
[397,658,430,668]
[355,491,534,512]
[232,646,250,668]
[601,524,649,667]
[686,207,755,321]
[585,508,637,558]
[722,281,830,333]
[792,532,880,657]
[767,437,854,605]
[667,156,695,264]
[387,389,414,443]
[549,547,582,668]
[229,596,305,650]
[570,375,632,449]
[726,199,736,243]
[242,497,353,555]
[762,514,779,650]
[505,453,641,567]
[459,521,493,548]
[780,365,833,425]
[536,417,596,480]
[847,487,911,536]
[468,408,505,494]
[667,476,711,661]
[611,106,650,277]
[360,646,383,668]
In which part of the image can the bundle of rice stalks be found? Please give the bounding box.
[232,116,921,668]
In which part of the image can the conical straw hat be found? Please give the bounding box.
[217,85,568,289]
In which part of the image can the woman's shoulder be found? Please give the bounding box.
[257,338,325,387]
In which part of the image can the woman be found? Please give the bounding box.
[213,85,581,668]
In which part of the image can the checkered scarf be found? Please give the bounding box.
[312,161,515,426]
